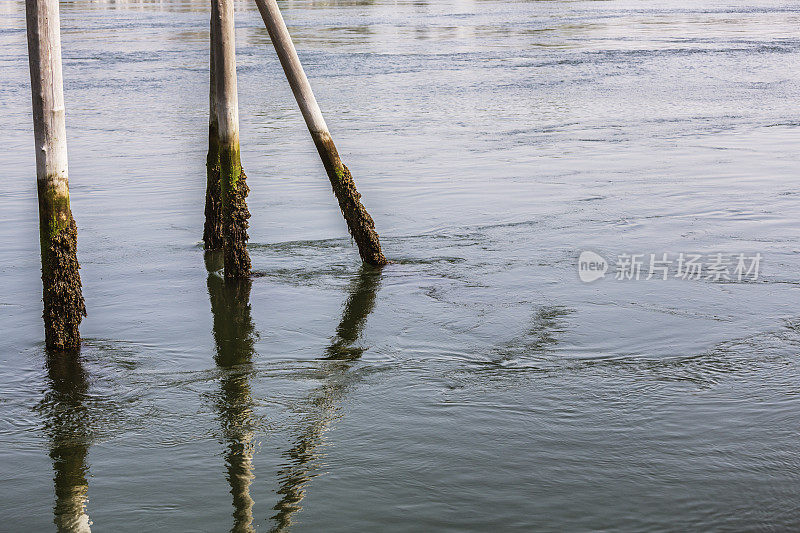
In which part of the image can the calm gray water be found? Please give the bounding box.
[2,0,800,530]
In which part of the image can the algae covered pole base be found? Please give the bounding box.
[26,0,86,351]
[212,0,251,278]
[252,0,387,266]
[203,1,223,251]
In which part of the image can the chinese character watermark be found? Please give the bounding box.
[578,251,761,283]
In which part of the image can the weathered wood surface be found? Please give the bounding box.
[26,0,86,350]
[253,0,387,266]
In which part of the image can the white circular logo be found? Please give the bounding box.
[578,251,608,283]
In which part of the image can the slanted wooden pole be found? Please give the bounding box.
[212,0,251,278]
[252,0,387,266]
[26,0,86,350]
[203,4,223,251]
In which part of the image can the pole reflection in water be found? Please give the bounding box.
[272,265,382,532]
[41,353,93,533]
[207,251,257,533]
[207,256,382,532]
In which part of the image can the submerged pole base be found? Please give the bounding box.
[203,149,223,251]
[222,165,252,279]
[308,131,387,266]
[42,216,86,351]
[331,164,387,267]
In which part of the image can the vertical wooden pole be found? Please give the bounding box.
[212,0,251,278]
[26,0,86,350]
[203,3,223,251]
[252,0,387,266]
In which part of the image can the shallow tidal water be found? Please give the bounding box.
[2,0,800,530]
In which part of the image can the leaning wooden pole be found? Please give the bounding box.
[203,3,223,251]
[212,0,251,278]
[252,0,387,266]
[26,0,86,350]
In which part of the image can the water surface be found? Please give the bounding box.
[1,0,800,530]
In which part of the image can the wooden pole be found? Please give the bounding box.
[26,0,86,350]
[252,0,387,266]
[203,3,223,251]
[212,0,251,278]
